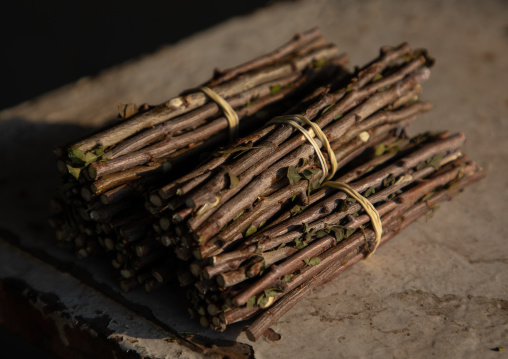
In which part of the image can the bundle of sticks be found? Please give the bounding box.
[50,28,349,290]
[148,44,431,263]
[181,131,484,339]
[51,28,484,340]
[144,40,484,337]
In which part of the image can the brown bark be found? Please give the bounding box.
[232,155,476,306]
[192,95,433,244]
[185,45,422,211]
[244,166,485,340]
[72,44,341,153]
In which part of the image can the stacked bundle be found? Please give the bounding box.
[51,29,485,339]
[50,28,349,291]
[149,43,433,257]
[181,131,484,339]
[142,41,485,338]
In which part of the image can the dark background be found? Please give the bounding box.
[0,0,274,111]
[0,1,273,357]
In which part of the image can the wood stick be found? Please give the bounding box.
[208,27,324,86]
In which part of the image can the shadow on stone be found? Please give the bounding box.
[0,117,247,349]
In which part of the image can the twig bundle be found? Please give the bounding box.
[180,131,484,336]
[149,42,433,253]
[50,29,485,340]
[146,43,432,277]
[50,28,349,290]
[143,42,483,336]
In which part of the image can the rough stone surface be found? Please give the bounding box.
[0,0,507,358]
[0,240,206,359]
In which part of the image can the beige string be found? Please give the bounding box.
[268,114,383,257]
[267,115,337,183]
[321,181,383,258]
[200,86,239,142]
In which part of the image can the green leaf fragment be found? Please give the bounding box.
[264,289,278,298]
[246,296,256,307]
[315,230,328,239]
[94,146,104,157]
[257,294,269,307]
[377,85,391,92]
[264,286,284,297]
[386,144,401,153]
[305,228,317,240]
[428,153,443,169]
[333,113,343,120]
[68,147,86,165]
[375,143,386,157]
[270,84,282,94]
[84,151,98,164]
[308,179,320,193]
[233,210,245,221]
[303,168,320,180]
[416,161,428,171]
[290,205,306,216]
[371,73,383,83]
[383,174,396,188]
[287,166,302,185]
[258,220,266,228]
[364,186,376,198]
[70,147,85,160]
[282,274,294,283]
[330,227,344,242]
[294,237,308,250]
[66,165,82,180]
[345,227,355,238]
[304,257,321,266]
[411,131,436,145]
[420,192,434,202]
[321,104,334,115]
[228,172,239,189]
[426,205,440,221]
[245,225,257,237]
[312,58,327,68]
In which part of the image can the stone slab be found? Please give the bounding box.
[0,0,507,358]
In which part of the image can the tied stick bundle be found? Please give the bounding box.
[146,43,485,334]
[50,28,350,291]
[48,27,485,339]
[185,130,485,335]
[243,152,484,340]
[148,43,433,267]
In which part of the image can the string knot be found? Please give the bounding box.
[267,114,383,257]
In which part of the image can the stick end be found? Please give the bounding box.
[245,329,257,342]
